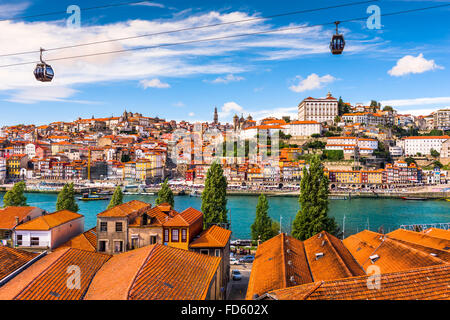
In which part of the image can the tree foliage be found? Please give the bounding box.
[292,155,338,240]
[155,179,174,207]
[251,194,276,242]
[201,162,228,227]
[107,186,124,209]
[56,183,79,212]
[3,181,27,207]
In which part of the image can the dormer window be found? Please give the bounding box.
[315,252,324,260]
[370,254,380,263]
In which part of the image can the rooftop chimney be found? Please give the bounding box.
[15,216,19,226]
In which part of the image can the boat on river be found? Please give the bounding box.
[77,193,110,201]
[401,197,428,201]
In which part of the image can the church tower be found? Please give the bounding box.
[213,107,219,124]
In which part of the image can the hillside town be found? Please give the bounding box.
[0,93,449,193]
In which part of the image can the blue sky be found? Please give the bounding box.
[0,0,449,126]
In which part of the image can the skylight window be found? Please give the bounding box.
[369,254,380,263]
[315,252,324,260]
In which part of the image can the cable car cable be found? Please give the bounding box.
[0,0,379,58]
[0,2,448,69]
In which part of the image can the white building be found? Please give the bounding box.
[14,210,84,250]
[298,92,339,124]
[433,109,450,131]
[325,137,378,156]
[282,121,322,137]
[25,143,37,159]
[0,157,6,182]
[389,146,403,157]
[403,136,450,156]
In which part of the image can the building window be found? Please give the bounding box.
[181,228,187,242]
[30,237,39,246]
[150,236,157,245]
[16,234,22,245]
[171,229,179,242]
[100,222,107,232]
[164,229,169,243]
[99,240,107,252]
[215,249,221,257]
[115,222,123,232]
[200,249,209,255]
[114,241,123,253]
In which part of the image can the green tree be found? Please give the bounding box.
[201,162,228,227]
[107,186,124,209]
[251,194,276,242]
[155,179,174,207]
[292,155,338,240]
[430,149,440,158]
[322,150,344,161]
[382,106,394,112]
[3,181,27,207]
[56,183,79,212]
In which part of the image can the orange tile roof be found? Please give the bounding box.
[163,208,203,227]
[0,248,110,300]
[15,210,83,231]
[343,230,447,273]
[189,225,232,248]
[57,227,97,252]
[0,206,40,230]
[387,229,450,252]
[129,206,170,227]
[423,228,450,241]
[85,244,221,300]
[246,233,313,300]
[303,231,365,281]
[97,200,150,218]
[265,264,450,300]
[0,246,39,281]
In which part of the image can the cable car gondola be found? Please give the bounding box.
[34,48,54,82]
[330,21,345,55]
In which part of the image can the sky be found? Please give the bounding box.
[0,0,449,126]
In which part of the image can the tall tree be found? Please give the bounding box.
[155,179,174,207]
[56,183,79,212]
[3,181,27,207]
[201,162,228,227]
[107,186,124,209]
[292,155,338,240]
[251,194,275,242]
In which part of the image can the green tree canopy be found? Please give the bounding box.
[251,194,276,242]
[107,186,124,209]
[3,181,27,207]
[56,183,79,212]
[155,179,174,207]
[430,149,440,158]
[292,155,338,240]
[201,162,228,227]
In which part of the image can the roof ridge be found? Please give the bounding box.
[280,233,287,289]
[300,281,324,300]
[385,236,448,264]
[322,232,354,278]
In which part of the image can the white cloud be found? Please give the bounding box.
[131,1,165,8]
[139,78,170,89]
[188,112,195,117]
[380,96,450,107]
[173,101,185,107]
[388,53,444,76]
[0,2,30,18]
[289,73,336,93]
[219,102,244,118]
[210,74,245,84]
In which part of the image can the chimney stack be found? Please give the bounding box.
[15,216,19,226]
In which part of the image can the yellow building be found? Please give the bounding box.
[6,154,28,179]
[162,207,203,251]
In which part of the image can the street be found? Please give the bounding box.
[227,262,253,300]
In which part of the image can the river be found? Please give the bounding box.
[1,193,449,239]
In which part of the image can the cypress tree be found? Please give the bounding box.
[251,194,275,242]
[2,181,27,207]
[56,183,79,212]
[107,186,124,209]
[292,155,338,240]
[201,162,228,227]
[155,179,174,207]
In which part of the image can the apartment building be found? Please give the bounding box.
[433,109,450,130]
[298,92,339,124]
[403,136,450,156]
[282,121,322,137]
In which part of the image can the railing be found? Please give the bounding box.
[400,223,450,231]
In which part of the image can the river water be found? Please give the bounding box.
[1,193,449,239]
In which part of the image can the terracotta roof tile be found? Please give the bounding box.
[303,231,365,281]
[0,207,40,230]
[343,230,447,273]
[266,264,450,300]
[387,229,450,252]
[0,246,39,281]
[246,234,313,300]
[163,208,203,227]
[15,210,83,231]
[97,200,150,218]
[423,228,450,241]
[57,228,97,252]
[85,244,221,300]
[189,225,231,248]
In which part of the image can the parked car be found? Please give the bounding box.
[239,255,255,263]
[232,270,242,281]
[230,257,240,265]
